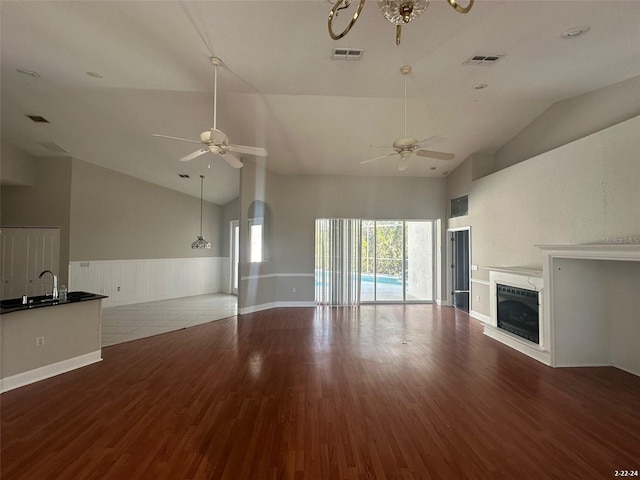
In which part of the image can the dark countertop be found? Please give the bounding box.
[0,291,108,315]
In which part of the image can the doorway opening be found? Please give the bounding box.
[449,228,470,312]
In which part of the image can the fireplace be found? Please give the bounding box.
[496,284,539,344]
[484,267,548,365]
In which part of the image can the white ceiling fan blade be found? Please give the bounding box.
[360,152,400,165]
[152,134,202,145]
[369,144,395,149]
[227,144,268,157]
[221,152,244,169]
[415,149,455,161]
[178,149,208,162]
[414,134,447,148]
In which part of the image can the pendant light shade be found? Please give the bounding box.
[192,175,211,249]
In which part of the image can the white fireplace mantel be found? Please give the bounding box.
[538,244,640,376]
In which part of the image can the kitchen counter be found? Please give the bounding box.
[1,291,107,393]
[0,291,107,315]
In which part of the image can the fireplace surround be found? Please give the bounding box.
[483,245,640,377]
[484,267,548,365]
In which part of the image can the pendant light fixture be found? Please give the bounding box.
[191,175,211,249]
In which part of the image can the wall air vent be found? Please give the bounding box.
[27,115,50,123]
[332,48,365,60]
[463,54,505,66]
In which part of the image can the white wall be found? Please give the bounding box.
[455,115,640,318]
[0,139,37,186]
[69,257,223,307]
[239,162,447,312]
[493,75,640,171]
[70,158,223,261]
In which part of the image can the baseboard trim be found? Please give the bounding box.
[470,310,490,323]
[239,301,315,315]
[1,350,102,394]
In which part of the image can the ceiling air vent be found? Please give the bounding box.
[462,54,505,66]
[332,48,364,60]
[27,115,50,123]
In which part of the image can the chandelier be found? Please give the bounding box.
[191,175,212,249]
[328,0,474,45]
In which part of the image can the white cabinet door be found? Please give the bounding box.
[1,227,60,299]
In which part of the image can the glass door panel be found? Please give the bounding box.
[360,221,375,302]
[405,221,434,301]
[375,221,404,301]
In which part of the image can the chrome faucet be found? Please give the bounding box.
[39,270,59,299]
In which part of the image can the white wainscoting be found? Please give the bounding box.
[69,257,225,307]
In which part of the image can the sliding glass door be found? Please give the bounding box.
[360,220,434,303]
[316,219,434,305]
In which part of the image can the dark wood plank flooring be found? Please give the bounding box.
[2,305,639,479]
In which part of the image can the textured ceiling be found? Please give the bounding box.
[2,1,640,204]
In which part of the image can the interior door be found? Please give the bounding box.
[451,229,470,312]
[1,227,60,299]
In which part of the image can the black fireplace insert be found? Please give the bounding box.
[496,284,539,344]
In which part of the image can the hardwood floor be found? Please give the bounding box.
[2,305,639,479]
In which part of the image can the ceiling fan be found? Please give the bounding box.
[360,65,454,171]
[153,57,267,168]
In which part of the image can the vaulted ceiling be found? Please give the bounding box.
[2,1,639,204]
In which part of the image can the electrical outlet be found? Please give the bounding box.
[476,295,481,302]
[35,336,45,347]
[117,286,121,291]
[292,287,297,293]
[471,264,478,271]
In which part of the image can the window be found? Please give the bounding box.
[247,200,272,262]
[450,195,468,218]
[249,220,263,263]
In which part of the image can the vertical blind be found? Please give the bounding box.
[315,219,361,305]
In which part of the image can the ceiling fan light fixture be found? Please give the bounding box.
[152,57,266,168]
[359,65,454,170]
